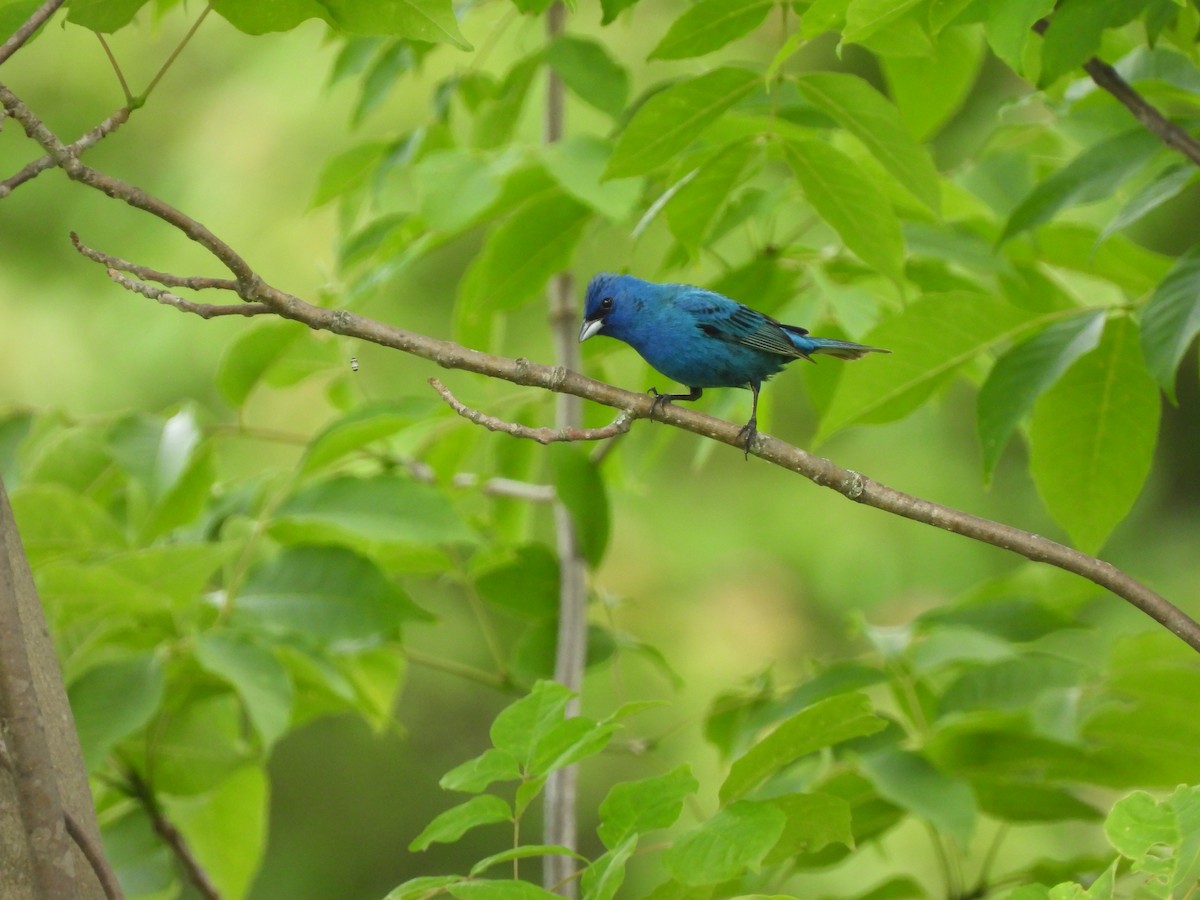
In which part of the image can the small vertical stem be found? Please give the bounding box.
[543,3,585,897]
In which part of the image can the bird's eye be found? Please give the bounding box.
[600,297,614,312]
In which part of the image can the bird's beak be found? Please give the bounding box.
[578,317,604,343]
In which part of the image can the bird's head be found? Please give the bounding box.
[579,273,649,344]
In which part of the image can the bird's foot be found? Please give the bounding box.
[648,387,670,421]
[647,386,702,421]
[737,418,758,459]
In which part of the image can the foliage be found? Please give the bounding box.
[3,0,1200,897]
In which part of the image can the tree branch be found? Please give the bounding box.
[1033,17,1200,168]
[64,811,124,900]
[3,59,1197,658]
[0,0,65,67]
[543,4,585,894]
[127,770,219,900]
[0,107,130,197]
[430,377,632,444]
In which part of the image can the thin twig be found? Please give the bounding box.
[96,34,134,104]
[451,473,557,503]
[142,4,212,101]
[127,770,220,900]
[0,0,65,66]
[65,811,124,900]
[1033,17,1200,168]
[73,232,240,291]
[103,267,272,318]
[0,81,264,289]
[543,4,585,896]
[430,377,632,445]
[0,108,131,197]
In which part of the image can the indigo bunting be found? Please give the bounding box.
[578,273,888,451]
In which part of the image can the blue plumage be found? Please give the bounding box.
[578,273,888,450]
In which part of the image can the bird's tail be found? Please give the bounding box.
[789,332,890,360]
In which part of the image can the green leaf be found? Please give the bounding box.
[984,0,1056,73]
[784,140,905,282]
[881,26,986,139]
[352,41,417,124]
[939,656,1083,715]
[794,71,941,211]
[141,441,215,542]
[0,1,43,40]
[475,544,559,620]
[216,320,302,407]
[194,633,293,750]
[542,136,642,222]
[440,748,522,793]
[9,484,126,565]
[69,654,164,770]
[1029,316,1161,553]
[528,716,616,777]
[490,680,574,766]
[800,0,852,38]
[860,749,976,847]
[721,692,887,803]
[763,792,854,862]
[977,311,1107,479]
[600,0,639,24]
[1039,0,1151,86]
[664,142,758,254]
[605,68,760,179]
[311,141,389,207]
[458,190,591,320]
[470,845,587,877]
[1140,245,1200,400]
[409,795,512,851]
[598,765,700,849]
[648,0,774,60]
[272,474,473,547]
[384,877,462,900]
[549,444,609,567]
[843,0,925,44]
[1001,129,1162,243]
[450,881,565,900]
[1098,164,1195,247]
[413,148,507,232]
[473,52,541,148]
[149,693,248,795]
[582,835,637,900]
[300,399,439,475]
[238,545,428,642]
[972,779,1101,823]
[160,766,267,900]
[662,800,787,886]
[212,0,471,47]
[818,293,1040,441]
[66,0,151,32]
[544,36,629,118]
[1105,790,1187,878]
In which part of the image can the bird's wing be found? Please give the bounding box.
[673,288,806,358]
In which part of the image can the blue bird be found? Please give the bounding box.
[578,273,889,452]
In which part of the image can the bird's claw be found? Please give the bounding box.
[737,419,758,460]
[648,387,670,421]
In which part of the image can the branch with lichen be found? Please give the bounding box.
[0,71,1196,655]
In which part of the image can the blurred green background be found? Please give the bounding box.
[3,3,1199,897]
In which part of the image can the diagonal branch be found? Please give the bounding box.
[430,377,632,444]
[77,234,1199,653]
[0,0,65,67]
[1033,17,1200,168]
[0,107,130,197]
[3,67,1197,655]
